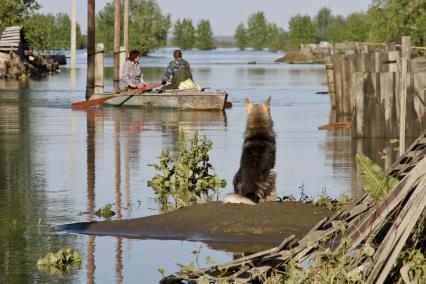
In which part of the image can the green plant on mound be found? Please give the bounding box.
[356,153,399,201]
[36,247,82,276]
[263,244,375,283]
[314,191,351,211]
[148,129,226,212]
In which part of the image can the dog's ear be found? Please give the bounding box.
[244,98,254,113]
[262,96,271,112]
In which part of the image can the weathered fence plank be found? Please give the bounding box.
[333,55,344,114]
[326,37,426,138]
[325,56,336,109]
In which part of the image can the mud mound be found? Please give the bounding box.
[275,51,325,64]
[60,202,331,253]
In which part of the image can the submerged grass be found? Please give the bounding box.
[148,129,226,212]
[36,247,82,276]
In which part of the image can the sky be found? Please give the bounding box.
[38,0,371,36]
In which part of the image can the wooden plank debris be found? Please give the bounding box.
[163,132,426,283]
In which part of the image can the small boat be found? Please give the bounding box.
[89,90,231,110]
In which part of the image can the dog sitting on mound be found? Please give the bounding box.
[224,97,276,205]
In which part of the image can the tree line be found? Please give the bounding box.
[1,0,215,53]
[172,18,215,50]
[1,0,86,51]
[1,0,425,53]
[236,0,426,52]
[96,2,216,52]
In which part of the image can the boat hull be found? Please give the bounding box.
[90,91,229,110]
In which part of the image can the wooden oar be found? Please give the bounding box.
[71,83,161,109]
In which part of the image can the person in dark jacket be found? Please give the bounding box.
[161,50,193,89]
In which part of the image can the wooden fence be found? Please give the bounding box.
[326,38,426,141]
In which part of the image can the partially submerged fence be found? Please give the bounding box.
[325,38,426,145]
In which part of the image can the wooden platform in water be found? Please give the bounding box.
[90,90,230,110]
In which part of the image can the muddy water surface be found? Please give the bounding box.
[0,49,390,283]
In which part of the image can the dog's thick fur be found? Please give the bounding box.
[224,97,276,205]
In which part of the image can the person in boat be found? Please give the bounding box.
[120,50,146,90]
[161,49,201,91]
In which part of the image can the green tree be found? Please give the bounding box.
[234,23,248,50]
[77,27,87,49]
[0,0,40,28]
[53,13,72,49]
[24,13,56,50]
[24,13,83,50]
[195,19,215,50]
[96,0,170,55]
[172,18,196,50]
[325,16,347,43]
[368,0,426,46]
[95,1,115,52]
[344,13,369,42]
[247,11,268,50]
[288,14,316,50]
[314,7,332,42]
[267,23,287,52]
[128,0,171,55]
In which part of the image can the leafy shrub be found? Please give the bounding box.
[314,191,351,211]
[396,250,426,284]
[356,153,399,200]
[148,129,226,212]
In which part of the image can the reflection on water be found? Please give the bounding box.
[0,48,396,282]
[86,235,96,284]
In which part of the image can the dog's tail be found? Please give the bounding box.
[223,193,256,205]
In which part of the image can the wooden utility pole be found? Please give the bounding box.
[94,43,104,94]
[113,0,121,92]
[86,0,96,100]
[70,0,77,67]
[124,0,129,54]
[399,36,411,156]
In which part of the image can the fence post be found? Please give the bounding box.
[119,46,126,80]
[94,43,104,94]
[399,36,411,155]
[113,0,121,92]
[85,0,95,100]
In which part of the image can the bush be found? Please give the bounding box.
[148,129,226,212]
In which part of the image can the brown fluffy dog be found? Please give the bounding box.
[224,97,276,205]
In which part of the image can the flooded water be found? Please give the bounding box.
[0,48,392,283]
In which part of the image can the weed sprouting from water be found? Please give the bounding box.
[36,247,82,276]
[95,204,116,219]
[148,129,226,212]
